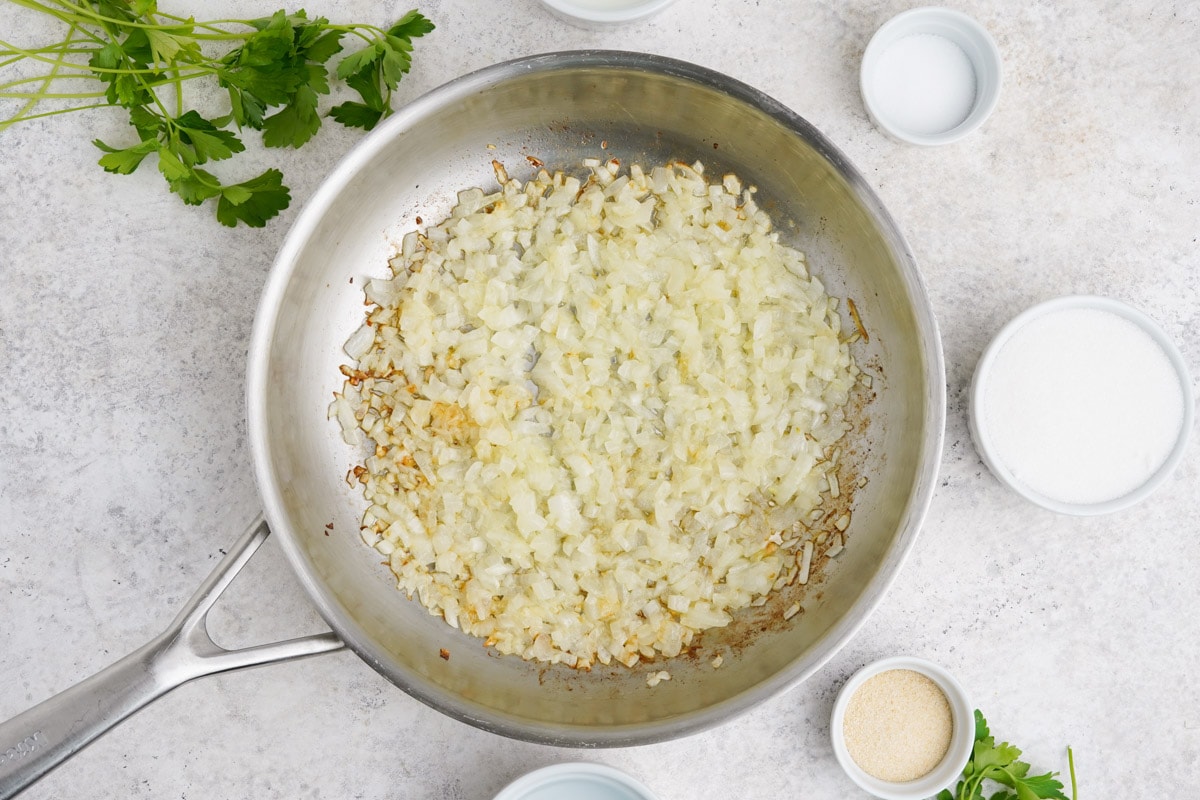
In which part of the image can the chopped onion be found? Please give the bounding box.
[331,159,857,669]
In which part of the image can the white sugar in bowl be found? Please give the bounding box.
[970,296,1193,515]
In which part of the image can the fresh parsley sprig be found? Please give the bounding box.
[1,0,434,227]
[938,710,1078,800]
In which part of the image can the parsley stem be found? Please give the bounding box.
[154,12,257,35]
[134,71,173,125]
[344,24,391,38]
[5,1,105,48]
[0,38,103,72]
[0,46,103,58]
[77,7,177,128]
[9,15,79,126]
[341,29,378,47]
[1067,747,1076,799]
[1,90,107,98]
[0,73,87,90]
[166,32,250,42]
[187,168,224,190]
[331,24,391,46]
[5,0,82,30]
[20,0,254,42]
[0,68,209,93]
[0,101,108,131]
[36,0,185,32]
[0,41,95,57]
[966,770,989,800]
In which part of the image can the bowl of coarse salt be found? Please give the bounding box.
[860,7,1002,146]
[538,0,678,28]
[492,762,660,800]
[971,296,1193,515]
[830,656,975,800]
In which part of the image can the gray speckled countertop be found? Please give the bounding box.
[2,1,1197,797]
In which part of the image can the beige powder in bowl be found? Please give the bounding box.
[842,668,954,782]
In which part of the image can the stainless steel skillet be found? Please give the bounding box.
[0,50,944,797]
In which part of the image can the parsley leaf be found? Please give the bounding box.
[262,82,322,147]
[166,167,223,205]
[332,11,433,130]
[144,26,199,65]
[343,66,384,112]
[1017,772,1072,799]
[304,30,345,63]
[173,110,245,164]
[389,10,437,39]
[335,44,381,81]
[328,101,384,131]
[4,4,432,227]
[225,85,267,130]
[93,138,158,174]
[127,106,162,141]
[215,168,291,228]
[942,711,1075,800]
[155,144,191,182]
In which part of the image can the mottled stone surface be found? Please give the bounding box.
[1,1,1197,797]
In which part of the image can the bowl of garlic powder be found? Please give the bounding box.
[830,656,975,800]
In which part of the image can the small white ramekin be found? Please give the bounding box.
[860,7,1002,145]
[969,295,1194,515]
[492,762,661,800]
[830,656,975,800]
[538,0,678,29]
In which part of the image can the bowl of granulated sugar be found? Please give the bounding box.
[971,295,1193,515]
[831,657,975,800]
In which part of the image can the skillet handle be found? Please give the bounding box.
[0,517,344,799]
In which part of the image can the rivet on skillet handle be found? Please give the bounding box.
[0,517,344,799]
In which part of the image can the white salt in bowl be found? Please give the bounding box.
[970,296,1193,516]
[492,763,660,800]
[830,656,975,800]
[860,7,1002,145]
[538,0,678,28]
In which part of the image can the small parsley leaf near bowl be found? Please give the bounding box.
[937,710,1078,800]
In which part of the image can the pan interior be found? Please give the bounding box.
[251,52,942,746]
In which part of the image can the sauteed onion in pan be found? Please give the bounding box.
[331,158,859,669]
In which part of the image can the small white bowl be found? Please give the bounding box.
[493,762,660,800]
[538,0,678,29]
[970,295,1193,515]
[860,7,1002,145]
[830,656,974,800]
